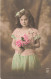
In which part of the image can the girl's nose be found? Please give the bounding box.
[23,20,25,23]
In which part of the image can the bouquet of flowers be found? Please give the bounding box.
[16,34,30,49]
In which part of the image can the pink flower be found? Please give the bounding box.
[16,40,23,47]
[22,41,28,45]
[26,40,30,44]
[22,34,30,45]
[23,34,28,41]
[16,34,30,48]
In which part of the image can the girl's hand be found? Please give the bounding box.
[12,39,24,53]
[17,47,24,54]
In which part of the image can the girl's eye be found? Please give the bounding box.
[25,19,27,20]
[21,19,27,21]
[20,19,23,21]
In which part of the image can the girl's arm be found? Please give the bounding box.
[12,39,24,53]
[12,39,17,50]
[34,39,40,48]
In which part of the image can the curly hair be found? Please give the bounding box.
[15,9,35,28]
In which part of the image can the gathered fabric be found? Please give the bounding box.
[12,53,41,72]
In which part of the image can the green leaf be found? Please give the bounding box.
[20,46,24,49]
[21,37,25,41]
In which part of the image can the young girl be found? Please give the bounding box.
[11,9,41,73]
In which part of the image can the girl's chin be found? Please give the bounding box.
[21,24,27,26]
[22,25,28,27]
[22,26,27,28]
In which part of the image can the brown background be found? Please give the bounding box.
[1,0,51,79]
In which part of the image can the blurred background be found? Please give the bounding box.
[1,0,51,79]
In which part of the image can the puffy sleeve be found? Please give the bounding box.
[33,29,41,41]
[11,29,18,50]
[11,29,18,40]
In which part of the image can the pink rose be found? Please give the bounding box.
[22,41,27,45]
[23,34,28,41]
[26,40,30,44]
[16,40,23,47]
[22,34,30,45]
[16,34,30,48]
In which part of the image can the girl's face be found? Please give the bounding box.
[20,15,29,28]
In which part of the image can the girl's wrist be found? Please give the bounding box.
[20,47,25,51]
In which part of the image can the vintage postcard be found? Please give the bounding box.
[1,0,51,79]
